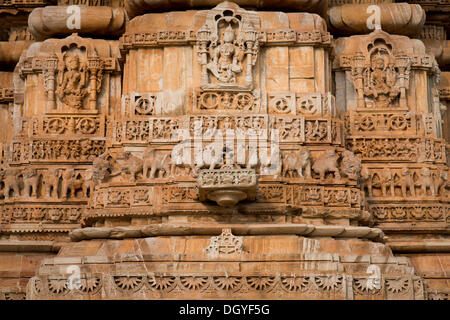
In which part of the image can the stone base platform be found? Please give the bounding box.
[27,233,425,300]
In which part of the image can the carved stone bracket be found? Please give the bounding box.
[197,168,257,206]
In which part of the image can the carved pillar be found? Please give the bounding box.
[87,49,101,111]
[196,25,211,87]
[43,54,58,111]
[351,55,365,109]
[396,55,410,110]
[244,24,258,88]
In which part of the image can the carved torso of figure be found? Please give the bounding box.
[217,42,236,70]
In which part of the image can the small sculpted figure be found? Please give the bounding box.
[340,150,362,181]
[380,168,395,197]
[42,168,61,199]
[419,167,435,196]
[401,168,415,197]
[56,53,88,109]
[437,170,448,196]
[61,168,84,199]
[360,166,373,197]
[281,148,312,179]
[143,148,169,179]
[312,149,341,180]
[3,168,20,199]
[23,168,40,198]
[114,152,144,182]
[207,25,242,83]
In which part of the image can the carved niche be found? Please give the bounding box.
[42,35,115,113]
[350,33,411,110]
[196,2,260,91]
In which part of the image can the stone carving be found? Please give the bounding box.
[281,149,312,179]
[92,155,112,183]
[206,25,243,84]
[194,90,259,112]
[204,228,243,257]
[305,120,329,142]
[350,34,411,109]
[437,170,448,196]
[11,139,107,162]
[2,169,20,200]
[380,168,395,197]
[271,117,304,142]
[360,166,373,197]
[61,169,85,199]
[0,0,448,301]
[196,2,259,90]
[197,168,257,206]
[312,149,341,180]
[41,35,115,113]
[55,52,89,109]
[371,204,446,222]
[114,152,144,183]
[340,150,361,181]
[419,168,435,196]
[22,168,40,198]
[401,168,416,197]
[142,148,169,179]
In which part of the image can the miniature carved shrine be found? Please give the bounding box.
[0,0,448,300]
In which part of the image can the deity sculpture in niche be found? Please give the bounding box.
[44,39,105,113]
[55,52,89,109]
[351,34,410,109]
[207,25,242,84]
[196,2,259,90]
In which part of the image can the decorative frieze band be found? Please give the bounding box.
[27,273,424,300]
[370,204,448,222]
[0,205,83,224]
[346,137,446,163]
[8,139,106,163]
[120,30,331,51]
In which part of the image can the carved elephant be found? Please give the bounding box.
[3,168,20,199]
[42,168,61,199]
[143,148,169,179]
[312,149,341,180]
[23,168,40,198]
[281,149,311,179]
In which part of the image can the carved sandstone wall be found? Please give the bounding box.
[0,0,448,300]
